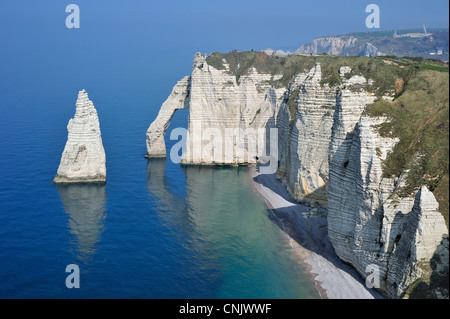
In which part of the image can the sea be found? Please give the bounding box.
[0,4,320,299]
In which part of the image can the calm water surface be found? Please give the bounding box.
[0,8,319,297]
[0,88,320,298]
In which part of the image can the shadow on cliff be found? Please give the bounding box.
[252,165,382,298]
[408,237,449,299]
[253,102,381,297]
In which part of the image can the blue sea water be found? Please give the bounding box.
[0,91,320,298]
[0,2,320,299]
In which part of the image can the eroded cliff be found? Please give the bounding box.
[54,89,106,183]
[146,52,449,298]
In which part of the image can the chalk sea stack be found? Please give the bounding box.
[53,89,106,184]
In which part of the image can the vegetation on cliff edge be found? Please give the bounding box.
[365,69,449,227]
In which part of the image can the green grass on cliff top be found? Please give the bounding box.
[365,69,449,227]
[207,51,449,225]
[206,51,448,95]
[207,51,316,87]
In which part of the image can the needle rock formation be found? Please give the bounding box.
[54,89,106,183]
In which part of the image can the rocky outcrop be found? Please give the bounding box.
[386,187,449,297]
[267,63,447,298]
[276,65,378,206]
[294,36,384,57]
[147,52,286,165]
[147,52,448,298]
[363,42,380,57]
[265,36,384,58]
[181,53,286,165]
[327,113,448,298]
[296,36,360,56]
[146,76,191,157]
[282,63,335,206]
[54,89,106,183]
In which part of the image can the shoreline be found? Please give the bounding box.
[249,166,382,299]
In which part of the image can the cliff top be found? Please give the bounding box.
[206,51,448,95]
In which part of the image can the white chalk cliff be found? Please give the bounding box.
[295,36,384,57]
[327,115,448,298]
[147,52,448,298]
[265,36,384,58]
[54,89,106,183]
[146,76,190,157]
[147,52,285,165]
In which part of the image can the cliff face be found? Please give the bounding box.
[147,52,286,165]
[54,89,106,183]
[277,63,447,298]
[265,29,449,61]
[327,115,448,298]
[277,64,378,206]
[147,52,448,298]
[295,36,383,57]
[292,30,450,62]
[146,76,191,157]
[281,63,335,206]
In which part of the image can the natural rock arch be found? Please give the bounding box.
[146,76,191,158]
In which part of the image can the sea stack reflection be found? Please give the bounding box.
[57,183,107,263]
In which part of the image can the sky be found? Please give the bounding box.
[0,0,448,53]
[0,0,448,111]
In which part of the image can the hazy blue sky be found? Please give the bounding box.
[0,0,448,108]
[0,0,448,52]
